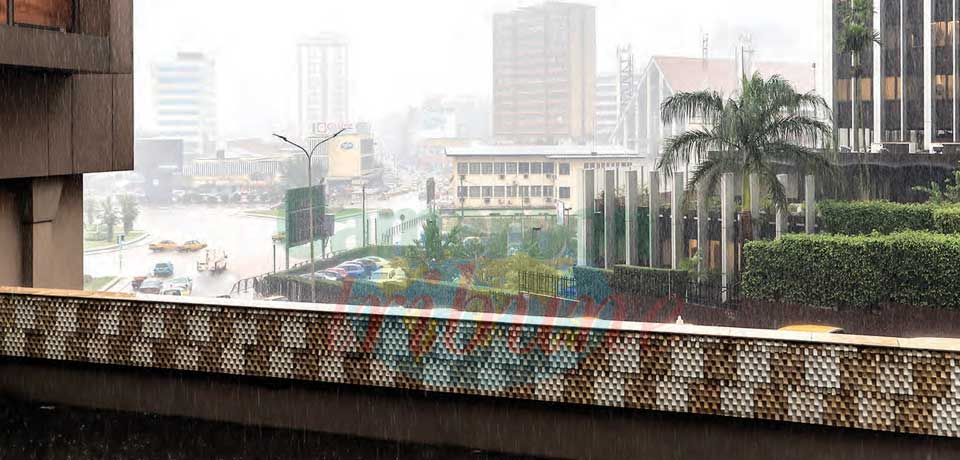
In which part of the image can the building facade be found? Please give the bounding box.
[819,0,960,151]
[151,52,218,157]
[446,145,643,213]
[492,2,597,144]
[0,0,134,289]
[298,34,350,140]
[596,73,619,143]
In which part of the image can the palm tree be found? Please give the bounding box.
[118,195,140,235]
[101,197,118,243]
[658,72,834,211]
[838,0,881,152]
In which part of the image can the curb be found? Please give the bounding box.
[83,232,151,255]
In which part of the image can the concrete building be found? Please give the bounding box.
[634,55,817,160]
[135,139,184,204]
[309,132,379,188]
[298,33,350,140]
[446,145,643,213]
[0,0,134,289]
[818,0,960,152]
[492,2,597,144]
[596,73,620,142]
[151,52,218,157]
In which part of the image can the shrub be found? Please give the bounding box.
[573,266,613,303]
[742,232,960,309]
[610,265,688,299]
[819,200,935,235]
[933,207,960,234]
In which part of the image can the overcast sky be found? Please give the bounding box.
[134,0,820,139]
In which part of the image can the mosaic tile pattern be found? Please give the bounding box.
[0,289,959,438]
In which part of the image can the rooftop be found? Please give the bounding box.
[649,56,817,95]
[445,145,643,159]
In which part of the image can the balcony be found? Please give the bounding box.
[0,0,132,74]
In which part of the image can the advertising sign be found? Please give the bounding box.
[285,185,335,248]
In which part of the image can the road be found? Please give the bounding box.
[84,192,425,298]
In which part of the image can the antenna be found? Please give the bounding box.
[701,33,710,66]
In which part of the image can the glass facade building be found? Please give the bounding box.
[822,0,960,151]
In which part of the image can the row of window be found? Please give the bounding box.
[457,161,571,176]
[458,186,571,199]
[2,0,73,31]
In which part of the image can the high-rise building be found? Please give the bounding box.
[151,52,218,157]
[596,73,620,142]
[298,34,350,140]
[0,0,133,289]
[819,0,958,151]
[492,2,597,145]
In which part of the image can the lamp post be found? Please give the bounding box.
[273,129,345,303]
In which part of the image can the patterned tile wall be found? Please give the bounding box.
[0,289,958,438]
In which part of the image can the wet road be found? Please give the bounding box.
[83,193,425,298]
[0,399,550,460]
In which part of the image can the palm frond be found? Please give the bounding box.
[660,91,724,125]
[658,129,728,175]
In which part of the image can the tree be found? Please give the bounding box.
[84,197,98,227]
[658,72,834,212]
[838,0,881,152]
[118,195,139,235]
[913,164,960,205]
[101,197,118,243]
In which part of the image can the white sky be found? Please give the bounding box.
[134,0,819,139]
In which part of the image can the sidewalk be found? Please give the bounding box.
[83,232,151,255]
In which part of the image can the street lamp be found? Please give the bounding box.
[273,129,346,303]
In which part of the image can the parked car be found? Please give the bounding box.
[370,268,407,286]
[336,263,367,279]
[149,240,178,252]
[360,256,391,268]
[152,262,174,278]
[351,259,379,275]
[138,278,164,295]
[163,277,193,296]
[177,240,208,252]
[319,269,347,281]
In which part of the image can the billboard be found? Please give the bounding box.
[285,185,335,248]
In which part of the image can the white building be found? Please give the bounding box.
[151,52,218,157]
[596,73,619,143]
[298,33,350,140]
[446,145,645,213]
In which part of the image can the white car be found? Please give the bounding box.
[369,268,407,286]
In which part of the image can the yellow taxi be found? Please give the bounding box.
[177,240,208,252]
[148,240,179,252]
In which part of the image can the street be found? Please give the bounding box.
[84,191,425,298]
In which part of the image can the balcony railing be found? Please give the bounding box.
[3,0,75,32]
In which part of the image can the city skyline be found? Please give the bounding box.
[134,0,818,141]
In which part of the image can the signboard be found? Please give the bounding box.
[285,185,335,248]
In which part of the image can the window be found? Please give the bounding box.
[543,186,554,197]
[543,162,555,174]
[559,187,571,199]
[494,163,506,175]
[506,186,518,197]
[482,162,494,174]
[14,0,74,30]
[506,162,518,174]
[469,186,481,198]
[519,186,530,197]
[559,163,571,175]
[482,186,493,197]
[519,162,530,174]
[494,186,506,197]
[458,163,469,175]
[884,76,901,101]
[530,186,542,197]
[531,162,543,174]
[469,163,482,174]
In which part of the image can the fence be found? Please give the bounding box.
[380,214,428,244]
[518,271,577,300]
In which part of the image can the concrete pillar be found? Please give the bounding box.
[604,170,617,269]
[696,183,708,272]
[19,176,82,289]
[648,171,660,268]
[671,172,684,269]
[776,174,789,239]
[577,169,595,266]
[805,175,817,234]
[721,173,736,303]
[625,170,639,266]
[749,174,761,240]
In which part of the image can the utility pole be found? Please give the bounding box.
[273,129,345,303]
[362,184,367,247]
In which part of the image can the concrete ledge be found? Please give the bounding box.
[0,27,111,73]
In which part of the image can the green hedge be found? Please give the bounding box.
[610,265,688,299]
[573,266,613,303]
[742,232,960,309]
[819,201,935,235]
[933,207,960,234]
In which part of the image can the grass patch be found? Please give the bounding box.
[83,276,114,292]
[84,231,146,251]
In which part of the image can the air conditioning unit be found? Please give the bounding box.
[546,174,555,180]
[523,198,531,204]
[484,198,491,204]
[545,197,553,203]
[507,200,514,205]
[523,174,529,179]
[499,199,505,204]
[499,175,506,179]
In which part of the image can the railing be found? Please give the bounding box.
[518,271,577,300]
[379,214,428,244]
